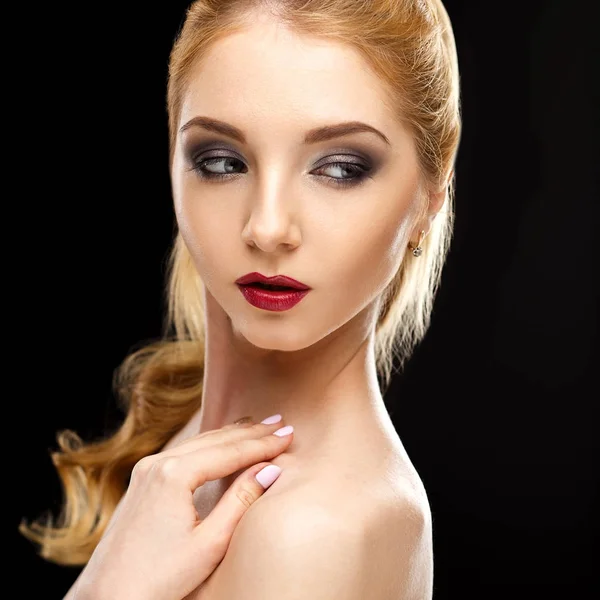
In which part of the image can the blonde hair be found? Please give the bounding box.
[20,0,461,566]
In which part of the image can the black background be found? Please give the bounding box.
[15,1,598,598]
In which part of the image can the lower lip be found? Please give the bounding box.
[237,284,310,311]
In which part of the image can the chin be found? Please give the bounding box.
[231,319,317,353]
[243,328,313,353]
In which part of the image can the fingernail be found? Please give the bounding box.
[233,416,253,425]
[273,425,294,437]
[261,413,282,425]
[255,464,282,489]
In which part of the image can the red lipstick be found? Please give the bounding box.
[235,272,311,312]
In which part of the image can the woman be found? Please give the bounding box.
[21,0,461,598]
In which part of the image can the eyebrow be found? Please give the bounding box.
[179,116,391,147]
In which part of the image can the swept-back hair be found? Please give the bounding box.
[20,0,461,565]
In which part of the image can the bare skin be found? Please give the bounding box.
[65,9,442,599]
[178,413,431,600]
[169,10,444,505]
[163,374,428,526]
[167,11,442,596]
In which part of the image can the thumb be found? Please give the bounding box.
[194,462,282,550]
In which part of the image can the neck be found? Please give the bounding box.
[192,287,394,461]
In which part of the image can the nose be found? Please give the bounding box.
[241,192,302,252]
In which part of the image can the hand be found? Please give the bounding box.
[74,416,294,600]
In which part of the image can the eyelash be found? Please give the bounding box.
[189,155,372,188]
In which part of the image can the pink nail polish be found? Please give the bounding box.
[261,413,282,424]
[273,425,294,437]
[256,464,282,489]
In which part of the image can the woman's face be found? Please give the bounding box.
[171,15,424,351]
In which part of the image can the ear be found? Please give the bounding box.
[410,169,452,241]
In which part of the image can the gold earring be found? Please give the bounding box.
[408,230,425,257]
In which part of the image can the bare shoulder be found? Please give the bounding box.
[195,455,433,600]
[309,463,434,600]
[364,475,434,600]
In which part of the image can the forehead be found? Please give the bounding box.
[178,18,402,141]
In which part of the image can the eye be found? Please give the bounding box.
[189,154,372,188]
[311,162,370,187]
[192,156,248,179]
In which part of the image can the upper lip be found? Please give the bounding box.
[235,272,311,290]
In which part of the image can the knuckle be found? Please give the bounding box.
[131,455,154,480]
[152,457,181,482]
[265,432,287,448]
[258,434,278,454]
[250,436,280,463]
[235,486,258,509]
[230,440,246,462]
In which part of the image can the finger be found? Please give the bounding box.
[191,462,282,576]
[173,425,294,491]
[171,415,256,452]
[158,417,284,459]
[213,416,254,433]
[185,416,256,441]
[174,417,254,444]
[134,418,264,471]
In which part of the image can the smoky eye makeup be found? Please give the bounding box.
[180,136,387,191]
[185,136,384,163]
[184,139,243,167]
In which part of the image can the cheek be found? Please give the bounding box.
[174,182,236,287]
[172,152,227,252]
[332,195,417,303]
